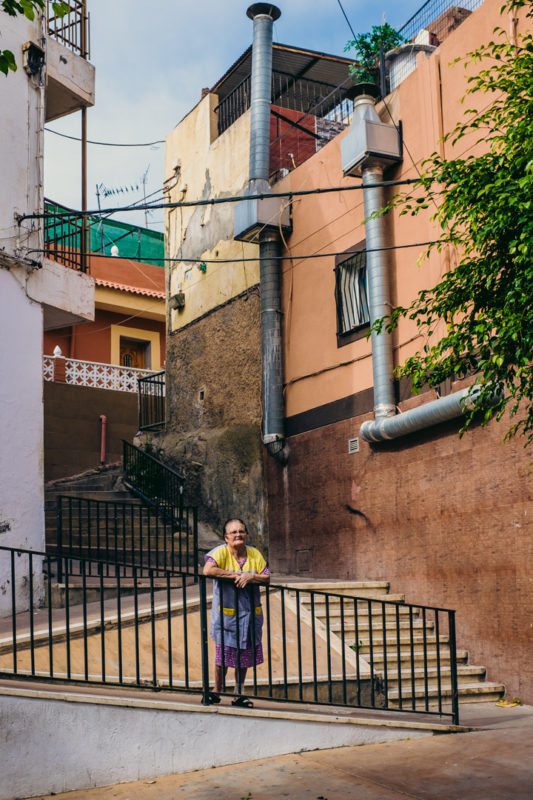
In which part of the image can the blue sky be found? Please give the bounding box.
[44,0,424,231]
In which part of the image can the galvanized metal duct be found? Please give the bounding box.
[362,164,396,419]
[360,385,494,442]
[247,3,280,188]
[246,3,287,463]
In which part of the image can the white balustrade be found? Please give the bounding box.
[42,355,158,393]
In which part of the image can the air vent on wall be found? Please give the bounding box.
[348,437,359,454]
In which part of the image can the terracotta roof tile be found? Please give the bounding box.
[94,276,165,299]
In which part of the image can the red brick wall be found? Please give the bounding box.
[269,105,317,176]
[265,402,533,702]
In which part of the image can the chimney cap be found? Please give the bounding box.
[246,4,281,21]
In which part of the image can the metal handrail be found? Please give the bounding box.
[123,440,185,523]
[138,370,166,431]
[52,495,197,580]
[0,544,460,724]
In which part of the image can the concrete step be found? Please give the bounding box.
[282,581,391,598]
[369,648,469,668]
[387,681,505,705]
[378,663,486,688]
[300,593,406,607]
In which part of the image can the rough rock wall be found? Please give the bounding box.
[151,290,268,553]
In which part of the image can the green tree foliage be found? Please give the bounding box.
[1,0,68,76]
[344,23,404,84]
[374,0,533,444]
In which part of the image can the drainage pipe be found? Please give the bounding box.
[360,386,486,442]
[246,3,287,463]
[363,163,396,419]
[99,414,107,464]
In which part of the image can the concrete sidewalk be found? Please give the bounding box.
[38,702,533,800]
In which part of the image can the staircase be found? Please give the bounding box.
[281,581,504,707]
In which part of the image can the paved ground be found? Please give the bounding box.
[37,702,533,800]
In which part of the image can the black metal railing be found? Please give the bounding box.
[399,0,483,44]
[51,496,197,579]
[47,0,89,59]
[43,199,88,273]
[123,441,185,523]
[138,371,166,431]
[215,71,353,137]
[0,545,460,724]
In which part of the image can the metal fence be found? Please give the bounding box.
[399,0,484,44]
[123,441,185,523]
[47,0,89,59]
[51,496,197,579]
[0,545,460,723]
[215,72,353,137]
[43,199,88,273]
[138,370,166,431]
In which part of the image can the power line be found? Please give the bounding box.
[45,128,165,147]
[335,0,357,40]
[27,240,440,266]
[19,178,420,222]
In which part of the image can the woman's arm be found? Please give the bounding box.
[233,571,270,588]
[202,560,237,580]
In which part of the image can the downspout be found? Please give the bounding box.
[341,91,496,443]
[236,4,289,464]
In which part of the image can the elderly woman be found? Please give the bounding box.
[203,518,270,707]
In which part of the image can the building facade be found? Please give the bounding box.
[157,0,531,700]
[0,2,95,609]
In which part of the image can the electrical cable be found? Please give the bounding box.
[19,178,420,222]
[335,0,357,40]
[26,239,440,266]
[45,128,165,147]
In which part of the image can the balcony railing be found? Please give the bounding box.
[43,354,157,394]
[44,199,88,273]
[47,0,89,59]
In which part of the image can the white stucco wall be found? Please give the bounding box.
[0,13,43,258]
[0,268,46,612]
[0,688,432,800]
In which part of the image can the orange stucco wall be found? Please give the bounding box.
[277,0,526,419]
[44,310,166,366]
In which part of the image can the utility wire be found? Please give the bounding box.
[335,0,357,40]
[27,240,439,265]
[19,178,420,222]
[45,128,165,147]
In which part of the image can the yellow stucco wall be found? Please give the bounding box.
[165,94,259,329]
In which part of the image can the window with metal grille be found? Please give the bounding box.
[335,247,370,345]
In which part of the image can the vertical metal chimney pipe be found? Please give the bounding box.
[247,4,280,188]
[246,3,288,463]
[362,163,396,417]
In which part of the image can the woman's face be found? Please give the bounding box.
[224,520,247,547]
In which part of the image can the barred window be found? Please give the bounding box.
[335,248,370,343]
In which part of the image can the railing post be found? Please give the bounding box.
[56,498,63,583]
[199,575,211,704]
[449,610,460,725]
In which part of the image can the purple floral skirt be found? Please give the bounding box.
[215,643,264,668]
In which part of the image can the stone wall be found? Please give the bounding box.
[152,289,268,552]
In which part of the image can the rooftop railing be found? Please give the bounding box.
[399,0,484,44]
[47,0,89,59]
